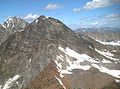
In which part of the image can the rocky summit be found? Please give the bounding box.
[0,17,28,45]
[0,15,120,89]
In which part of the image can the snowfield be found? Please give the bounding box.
[57,46,120,79]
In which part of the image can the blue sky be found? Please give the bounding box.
[0,0,120,29]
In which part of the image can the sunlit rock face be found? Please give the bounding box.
[0,15,120,89]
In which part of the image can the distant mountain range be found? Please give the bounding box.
[0,16,120,89]
[76,27,120,32]
[76,27,120,42]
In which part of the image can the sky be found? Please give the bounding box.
[0,0,120,29]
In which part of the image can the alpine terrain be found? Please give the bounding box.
[0,15,120,89]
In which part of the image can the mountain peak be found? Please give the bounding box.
[3,16,28,30]
[38,15,46,20]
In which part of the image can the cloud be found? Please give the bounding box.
[103,22,108,24]
[83,0,120,10]
[103,14,120,23]
[24,14,40,20]
[83,0,111,10]
[45,3,61,10]
[23,14,40,22]
[91,22,98,25]
[73,8,81,13]
[106,13,120,19]
[112,0,120,3]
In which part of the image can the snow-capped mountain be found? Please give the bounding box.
[0,15,120,89]
[0,17,28,45]
[3,17,27,30]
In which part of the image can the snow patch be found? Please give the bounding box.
[95,48,119,60]
[115,79,120,83]
[95,49,114,57]
[29,59,31,63]
[56,67,64,78]
[113,50,117,52]
[58,46,99,63]
[56,55,64,61]
[35,19,38,23]
[0,85,2,89]
[2,24,6,28]
[24,42,28,44]
[102,59,112,63]
[55,60,62,69]
[96,40,120,46]
[7,17,13,21]
[61,70,72,74]
[11,25,15,29]
[19,29,24,32]
[65,55,91,71]
[55,76,66,89]
[92,64,120,78]
[88,45,94,50]
[76,33,80,38]
[3,75,20,89]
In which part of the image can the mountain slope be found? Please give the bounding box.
[0,15,120,89]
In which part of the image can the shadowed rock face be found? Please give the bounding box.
[0,15,120,89]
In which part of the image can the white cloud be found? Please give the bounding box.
[73,8,81,12]
[102,14,120,23]
[83,0,120,10]
[84,0,111,10]
[45,3,61,10]
[24,14,40,20]
[91,22,98,25]
[103,21,108,24]
[106,13,120,18]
